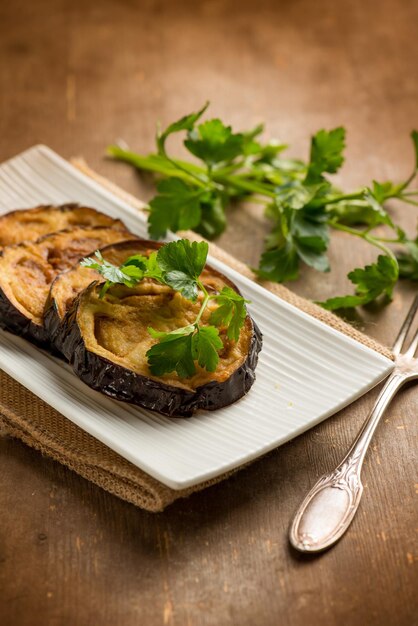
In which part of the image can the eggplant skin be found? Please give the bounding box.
[42,301,64,352]
[63,299,262,417]
[0,285,51,347]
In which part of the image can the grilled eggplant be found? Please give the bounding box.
[63,263,262,417]
[0,203,126,249]
[45,239,158,357]
[0,225,134,347]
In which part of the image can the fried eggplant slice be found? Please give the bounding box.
[45,239,159,356]
[0,203,126,248]
[0,226,134,346]
[63,265,262,417]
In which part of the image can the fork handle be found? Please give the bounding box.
[289,372,407,553]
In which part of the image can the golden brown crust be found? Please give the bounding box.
[0,226,134,329]
[0,203,126,248]
[76,277,252,392]
[49,239,159,321]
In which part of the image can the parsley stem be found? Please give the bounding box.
[364,234,398,262]
[400,197,418,207]
[322,191,365,205]
[161,152,211,188]
[397,169,417,192]
[108,112,418,307]
[107,146,207,186]
[194,281,210,327]
[330,222,367,237]
[331,222,398,262]
[106,146,191,172]
[214,174,276,198]
[213,160,246,176]
[373,236,403,243]
[324,187,408,207]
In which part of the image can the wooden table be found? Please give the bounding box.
[0,1,417,624]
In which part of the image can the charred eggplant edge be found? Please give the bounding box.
[0,285,50,347]
[64,288,262,417]
[61,251,263,417]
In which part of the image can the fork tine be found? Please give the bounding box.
[405,328,418,358]
[392,295,418,355]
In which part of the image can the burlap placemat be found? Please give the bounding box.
[0,160,393,512]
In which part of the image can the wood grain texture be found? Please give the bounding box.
[0,0,417,624]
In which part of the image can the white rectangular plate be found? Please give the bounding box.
[0,145,393,489]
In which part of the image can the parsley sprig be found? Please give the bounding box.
[81,240,249,378]
[107,105,418,310]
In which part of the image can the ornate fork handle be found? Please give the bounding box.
[289,369,412,553]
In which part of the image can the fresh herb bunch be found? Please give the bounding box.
[107,104,418,310]
[81,240,249,378]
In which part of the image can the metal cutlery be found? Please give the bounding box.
[289,296,418,553]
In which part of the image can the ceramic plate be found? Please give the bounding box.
[0,146,393,489]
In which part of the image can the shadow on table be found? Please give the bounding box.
[3,395,363,571]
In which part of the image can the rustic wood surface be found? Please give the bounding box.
[0,0,417,624]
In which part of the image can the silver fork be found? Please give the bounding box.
[289,295,418,553]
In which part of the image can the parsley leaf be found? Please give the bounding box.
[305,127,346,184]
[148,325,196,340]
[210,286,249,341]
[330,188,396,228]
[292,205,330,272]
[157,239,209,301]
[80,250,145,296]
[81,239,210,302]
[371,180,403,204]
[108,105,418,311]
[192,326,223,372]
[134,251,164,282]
[184,119,244,166]
[194,193,227,240]
[157,102,209,155]
[146,332,196,378]
[320,255,399,310]
[119,254,148,280]
[275,181,324,210]
[148,178,205,239]
[146,325,223,378]
[257,243,299,282]
[80,250,167,296]
[257,184,330,281]
[162,270,200,300]
[362,190,395,228]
